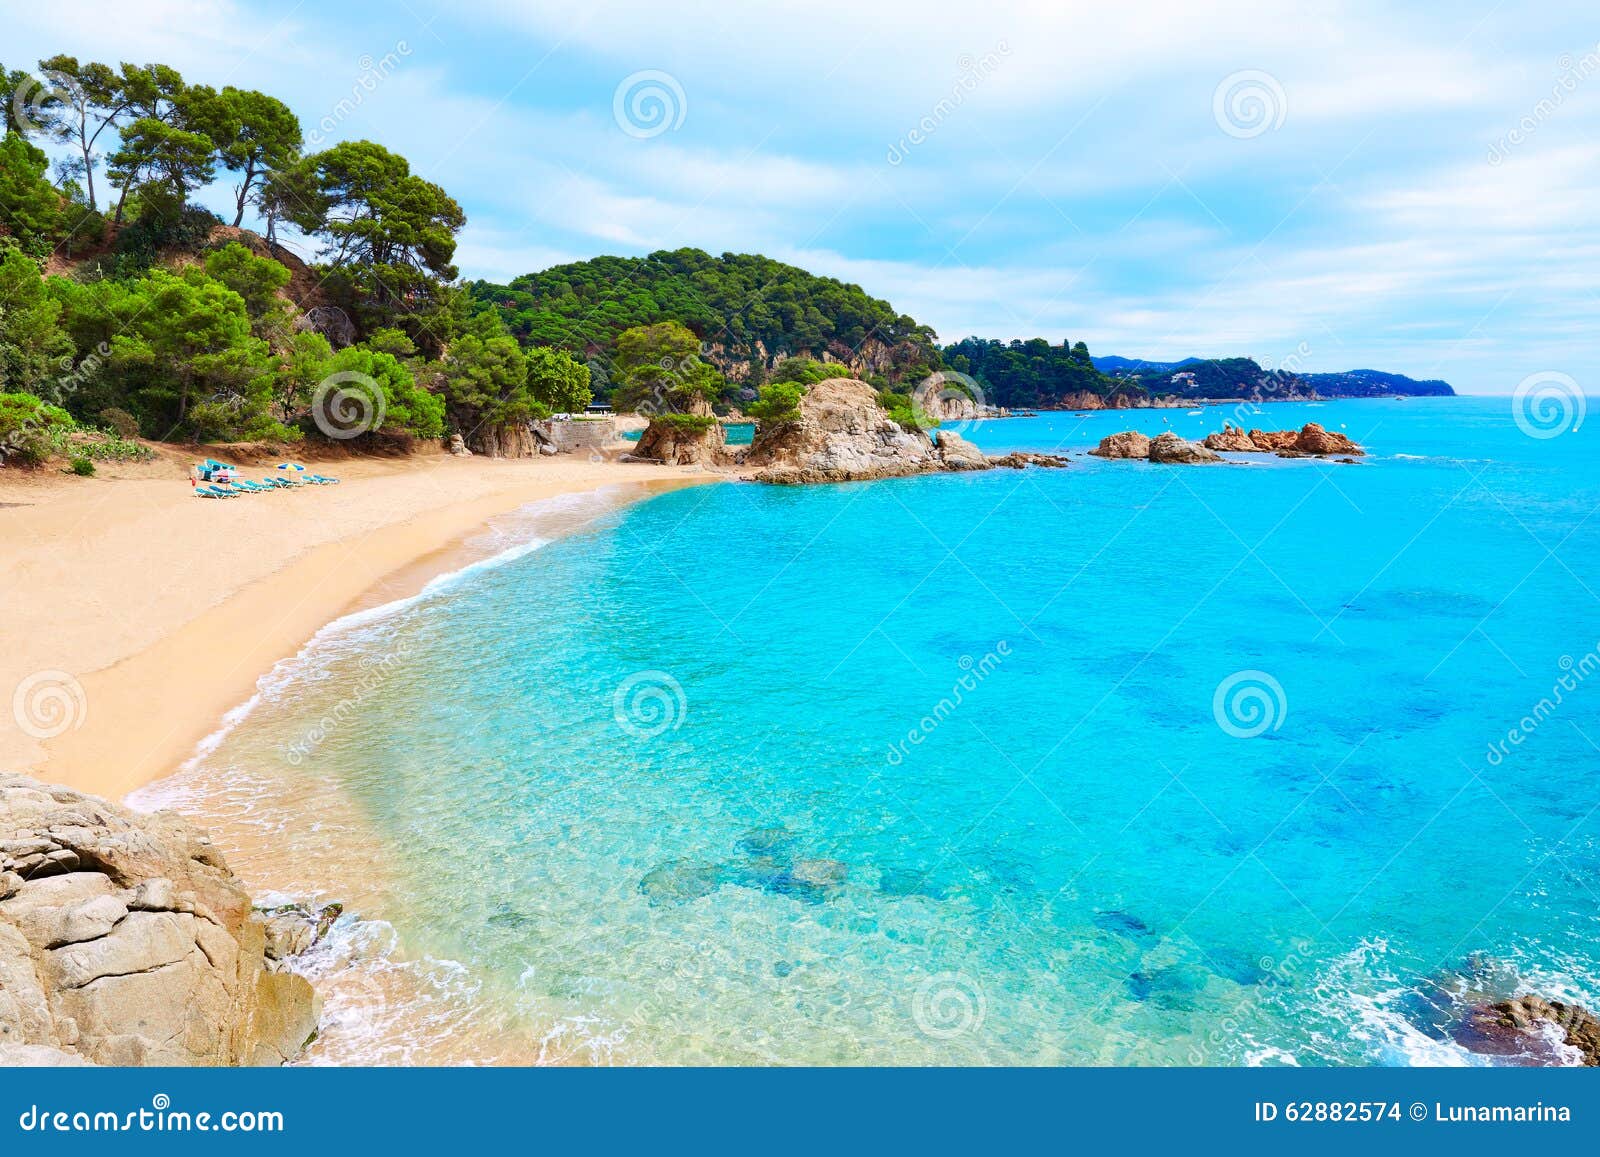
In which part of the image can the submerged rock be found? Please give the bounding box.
[735,826,798,860]
[637,860,726,906]
[257,900,343,963]
[1093,909,1155,942]
[0,773,320,1066]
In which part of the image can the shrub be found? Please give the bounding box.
[98,407,142,439]
[748,381,806,426]
[0,391,75,466]
[66,456,95,476]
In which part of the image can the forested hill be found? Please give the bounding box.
[1092,355,1455,398]
[469,249,941,392]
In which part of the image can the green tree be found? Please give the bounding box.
[439,332,530,434]
[747,380,805,425]
[0,136,67,254]
[211,87,301,227]
[33,56,133,210]
[313,343,445,440]
[0,391,74,465]
[769,356,834,386]
[525,345,591,414]
[0,245,72,393]
[612,321,721,414]
[270,330,332,422]
[203,241,291,336]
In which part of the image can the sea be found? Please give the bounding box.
[131,396,1600,1066]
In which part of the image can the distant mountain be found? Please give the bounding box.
[1092,355,1455,398]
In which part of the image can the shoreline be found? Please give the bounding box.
[1,450,720,801]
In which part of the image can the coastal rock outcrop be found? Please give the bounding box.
[1088,431,1151,459]
[0,774,320,1066]
[1292,422,1363,456]
[1461,996,1600,1066]
[1147,432,1222,464]
[632,416,729,467]
[1201,426,1256,452]
[745,378,990,484]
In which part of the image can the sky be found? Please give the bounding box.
[8,0,1599,394]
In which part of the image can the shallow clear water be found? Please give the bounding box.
[143,398,1600,1065]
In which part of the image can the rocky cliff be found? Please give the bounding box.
[743,378,1022,484]
[0,774,320,1066]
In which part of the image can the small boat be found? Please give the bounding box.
[1186,409,1203,416]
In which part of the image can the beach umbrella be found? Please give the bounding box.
[276,462,305,471]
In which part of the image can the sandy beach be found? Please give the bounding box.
[0,445,718,801]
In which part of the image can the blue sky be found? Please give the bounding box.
[10,1,1599,393]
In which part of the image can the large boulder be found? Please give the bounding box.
[745,378,991,483]
[1293,422,1364,456]
[1088,430,1151,459]
[1201,426,1257,452]
[934,431,989,471]
[0,774,319,1066]
[1245,428,1298,451]
[1147,432,1222,464]
[631,417,728,467]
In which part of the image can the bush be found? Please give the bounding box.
[653,413,717,432]
[0,391,75,466]
[748,381,806,425]
[98,407,142,439]
[66,456,95,476]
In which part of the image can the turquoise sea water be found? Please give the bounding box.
[143,397,1600,1065]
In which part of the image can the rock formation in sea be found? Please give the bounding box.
[1094,422,1365,463]
[0,774,321,1066]
[631,416,730,466]
[741,377,1064,483]
[1087,430,1151,459]
[1460,995,1600,1066]
[1147,432,1223,464]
